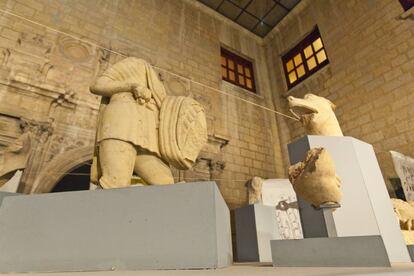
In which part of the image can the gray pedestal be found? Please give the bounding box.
[408,245,414,262]
[0,181,232,273]
[287,135,410,263]
[0,191,19,206]
[234,204,277,262]
[271,236,390,267]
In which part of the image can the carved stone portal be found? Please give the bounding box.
[90,57,207,189]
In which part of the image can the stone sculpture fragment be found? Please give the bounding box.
[288,93,343,136]
[90,57,207,189]
[288,147,342,208]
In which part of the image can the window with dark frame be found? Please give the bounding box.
[399,0,414,11]
[221,48,256,93]
[282,26,329,90]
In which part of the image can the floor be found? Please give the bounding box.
[3,263,414,276]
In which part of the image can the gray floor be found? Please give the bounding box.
[2,263,414,276]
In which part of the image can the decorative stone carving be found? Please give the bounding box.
[20,118,54,142]
[288,147,342,208]
[288,94,343,136]
[58,36,93,63]
[1,48,10,67]
[0,133,31,187]
[391,198,414,245]
[90,57,207,189]
[246,176,263,204]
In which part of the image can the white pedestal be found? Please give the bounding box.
[288,135,410,263]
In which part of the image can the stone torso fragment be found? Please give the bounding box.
[90,57,207,188]
[288,147,342,208]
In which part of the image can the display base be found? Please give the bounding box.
[271,236,390,267]
[234,204,277,262]
[0,191,19,206]
[0,182,232,272]
[288,135,410,263]
[408,245,414,262]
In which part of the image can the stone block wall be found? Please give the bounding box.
[0,0,285,208]
[265,0,414,196]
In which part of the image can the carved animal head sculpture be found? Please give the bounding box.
[288,93,343,136]
[245,176,263,205]
[288,147,342,208]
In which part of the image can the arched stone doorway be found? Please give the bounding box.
[51,162,91,192]
[32,146,94,193]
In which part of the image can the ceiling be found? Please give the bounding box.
[197,0,301,37]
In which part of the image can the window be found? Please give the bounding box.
[221,47,256,93]
[399,0,414,11]
[282,26,329,90]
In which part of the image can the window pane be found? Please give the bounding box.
[293,54,302,66]
[307,56,317,70]
[313,38,323,51]
[304,45,313,58]
[229,70,235,81]
[296,65,305,78]
[237,64,244,74]
[222,67,227,78]
[246,78,252,89]
[316,49,327,63]
[228,60,234,70]
[286,60,294,72]
[245,67,251,77]
[289,71,297,84]
[221,56,226,66]
[220,47,255,92]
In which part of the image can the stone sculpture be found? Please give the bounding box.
[0,133,31,187]
[90,57,207,189]
[246,176,263,204]
[288,147,342,208]
[391,198,414,245]
[288,93,343,136]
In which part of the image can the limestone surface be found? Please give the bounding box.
[288,147,342,208]
[391,198,414,231]
[0,133,31,187]
[90,57,207,188]
[288,94,343,136]
[391,198,414,245]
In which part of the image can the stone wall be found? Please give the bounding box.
[265,0,414,196]
[0,0,285,208]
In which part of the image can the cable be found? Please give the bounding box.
[0,8,298,121]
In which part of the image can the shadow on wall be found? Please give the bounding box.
[51,162,91,192]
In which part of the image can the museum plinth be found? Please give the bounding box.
[0,182,232,273]
[270,135,411,266]
[234,203,277,263]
